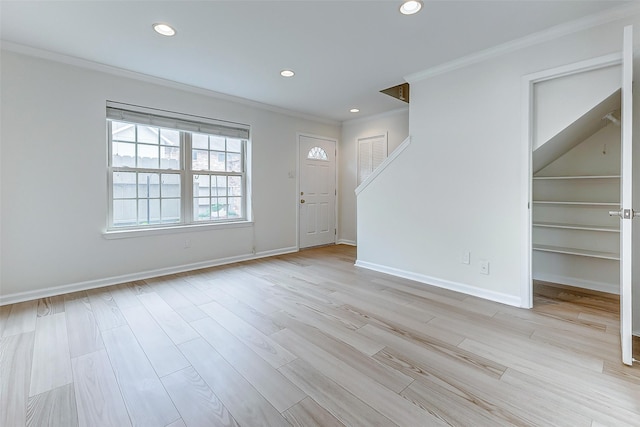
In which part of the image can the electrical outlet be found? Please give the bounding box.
[184,239,191,249]
[462,251,470,265]
[479,260,489,275]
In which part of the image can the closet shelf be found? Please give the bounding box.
[533,244,619,260]
[533,175,620,180]
[533,222,619,233]
[532,201,619,207]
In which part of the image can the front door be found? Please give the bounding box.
[298,134,336,248]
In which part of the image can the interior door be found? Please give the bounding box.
[299,135,336,248]
[619,25,635,366]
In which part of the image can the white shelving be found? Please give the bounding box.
[532,244,619,261]
[532,222,619,233]
[533,175,620,180]
[532,174,619,262]
[533,201,619,207]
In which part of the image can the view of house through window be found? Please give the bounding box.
[107,105,249,230]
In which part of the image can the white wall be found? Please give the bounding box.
[338,108,409,244]
[0,50,339,302]
[357,14,640,310]
[534,65,621,150]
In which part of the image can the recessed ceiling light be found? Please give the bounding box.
[350,108,360,113]
[153,23,176,36]
[280,69,295,77]
[399,0,422,15]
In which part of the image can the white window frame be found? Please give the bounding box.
[105,102,251,234]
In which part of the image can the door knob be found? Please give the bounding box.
[610,209,638,219]
[300,199,305,203]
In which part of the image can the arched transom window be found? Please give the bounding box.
[307,146,328,161]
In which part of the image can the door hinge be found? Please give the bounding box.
[335,189,337,196]
[335,229,337,235]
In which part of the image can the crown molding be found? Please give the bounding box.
[0,40,340,127]
[405,3,640,84]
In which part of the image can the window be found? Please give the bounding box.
[107,103,249,231]
[307,146,328,161]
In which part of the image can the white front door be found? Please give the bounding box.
[299,135,336,248]
[619,25,636,366]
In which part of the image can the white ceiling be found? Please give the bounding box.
[0,1,632,122]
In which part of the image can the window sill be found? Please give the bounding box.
[102,221,254,240]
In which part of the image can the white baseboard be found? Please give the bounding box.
[337,239,357,246]
[533,272,619,295]
[0,246,298,306]
[355,259,522,307]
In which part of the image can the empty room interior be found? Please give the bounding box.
[2,1,640,426]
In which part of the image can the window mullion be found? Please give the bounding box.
[183,132,193,224]
[107,121,114,229]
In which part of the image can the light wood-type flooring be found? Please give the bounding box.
[1,245,639,426]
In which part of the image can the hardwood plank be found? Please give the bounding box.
[71,349,131,427]
[26,384,78,427]
[109,283,143,309]
[372,346,560,426]
[281,397,346,427]
[128,280,154,295]
[458,338,640,417]
[274,291,367,330]
[331,290,465,346]
[36,296,65,317]
[203,276,281,316]
[330,286,418,317]
[178,338,289,427]
[175,305,209,323]
[87,289,127,331]
[207,290,284,335]
[500,368,635,427]
[190,317,305,412]
[149,279,198,311]
[530,328,619,363]
[137,292,199,345]
[272,328,446,426]
[29,313,73,396]
[278,358,397,427]
[358,324,547,427]
[161,366,239,427]
[0,304,11,337]
[2,300,38,337]
[430,314,605,373]
[271,299,384,356]
[64,292,103,358]
[165,420,187,427]
[262,273,336,305]
[198,300,296,368]
[120,305,190,377]
[400,377,518,427]
[101,325,180,426]
[0,332,35,427]
[359,322,506,381]
[272,311,414,393]
[165,277,214,306]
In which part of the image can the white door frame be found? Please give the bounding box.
[519,52,622,308]
[296,132,339,249]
